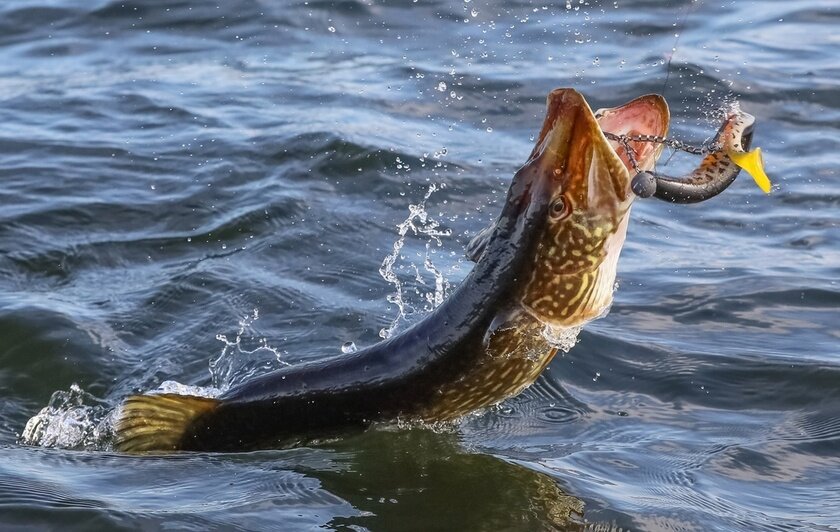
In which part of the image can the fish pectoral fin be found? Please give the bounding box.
[114,393,220,452]
[727,147,772,193]
[465,223,495,262]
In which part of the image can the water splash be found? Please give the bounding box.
[20,384,113,450]
[21,310,284,450]
[541,324,581,353]
[211,308,288,391]
[378,183,453,339]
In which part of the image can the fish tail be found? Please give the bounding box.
[114,393,220,452]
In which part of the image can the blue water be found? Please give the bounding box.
[1,0,838,530]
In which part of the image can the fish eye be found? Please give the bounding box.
[550,195,569,219]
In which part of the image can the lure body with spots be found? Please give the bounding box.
[115,89,671,452]
[649,110,756,203]
[605,108,766,203]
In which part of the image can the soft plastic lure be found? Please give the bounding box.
[729,144,771,193]
[604,108,772,203]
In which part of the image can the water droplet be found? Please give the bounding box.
[327,26,336,33]
[437,82,447,92]
[341,341,357,354]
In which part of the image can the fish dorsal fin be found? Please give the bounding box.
[465,223,495,262]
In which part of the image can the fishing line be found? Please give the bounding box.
[603,0,714,174]
[662,0,702,99]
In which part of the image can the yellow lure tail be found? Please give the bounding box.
[727,147,772,193]
[114,393,220,452]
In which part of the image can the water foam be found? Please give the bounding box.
[20,384,114,450]
[541,324,582,353]
[153,380,222,398]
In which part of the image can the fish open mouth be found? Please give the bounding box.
[524,89,670,212]
[595,94,670,176]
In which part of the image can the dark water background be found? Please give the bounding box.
[1,0,838,530]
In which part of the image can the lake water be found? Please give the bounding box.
[1,0,838,530]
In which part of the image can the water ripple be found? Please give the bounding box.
[1,0,838,529]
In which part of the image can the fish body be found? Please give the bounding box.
[116,89,672,452]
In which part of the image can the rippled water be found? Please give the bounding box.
[1,0,838,530]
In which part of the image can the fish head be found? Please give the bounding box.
[512,88,669,327]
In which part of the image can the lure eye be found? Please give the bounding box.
[550,195,570,219]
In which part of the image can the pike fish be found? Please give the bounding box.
[114,88,756,452]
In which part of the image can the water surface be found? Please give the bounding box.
[1,0,838,530]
